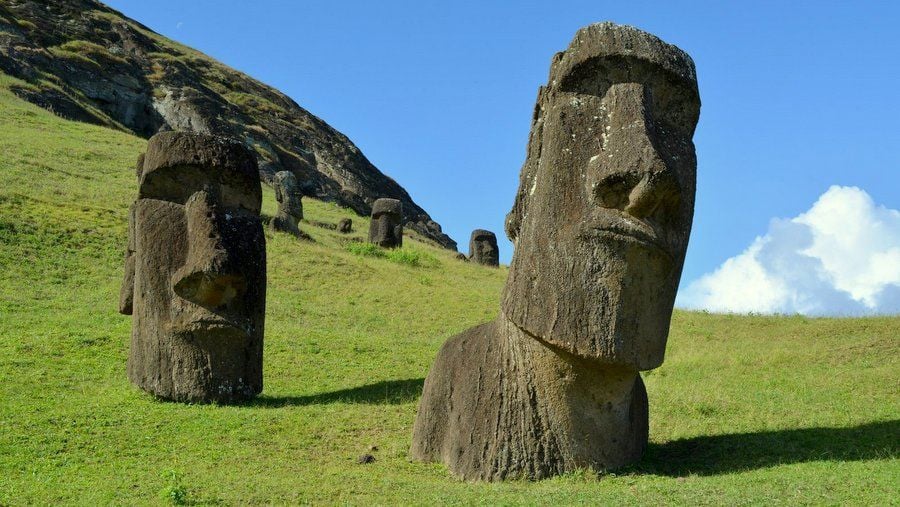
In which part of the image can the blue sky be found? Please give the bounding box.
[104,0,899,314]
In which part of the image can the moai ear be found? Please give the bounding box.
[118,203,136,315]
[135,153,145,179]
[505,86,546,243]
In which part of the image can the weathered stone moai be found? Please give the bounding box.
[119,131,267,403]
[368,198,403,248]
[468,229,499,267]
[338,218,352,233]
[411,23,700,480]
[271,170,304,237]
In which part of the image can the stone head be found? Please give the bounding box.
[502,23,700,370]
[368,198,403,248]
[469,229,499,267]
[274,170,303,219]
[120,131,266,401]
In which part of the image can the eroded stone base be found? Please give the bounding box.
[411,315,648,481]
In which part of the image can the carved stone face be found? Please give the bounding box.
[274,170,303,219]
[121,132,266,402]
[469,229,499,267]
[368,198,403,248]
[502,24,700,370]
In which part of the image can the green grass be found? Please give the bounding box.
[347,242,439,267]
[0,71,897,505]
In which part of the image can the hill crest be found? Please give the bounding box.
[0,0,457,249]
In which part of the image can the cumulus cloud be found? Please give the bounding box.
[677,186,900,316]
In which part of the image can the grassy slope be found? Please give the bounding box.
[0,72,897,505]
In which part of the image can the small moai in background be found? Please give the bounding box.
[455,252,468,262]
[368,198,403,248]
[271,170,304,237]
[119,131,267,403]
[469,229,499,267]
[338,218,352,233]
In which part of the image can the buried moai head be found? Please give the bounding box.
[368,198,403,248]
[502,22,700,370]
[120,131,266,403]
[338,218,352,233]
[469,229,499,267]
[271,170,304,236]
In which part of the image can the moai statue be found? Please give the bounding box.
[119,132,267,403]
[368,198,403,248]
[411,23,700,480]
[338,218,352,233]
[271,170,304,237]
[468,229,499,267]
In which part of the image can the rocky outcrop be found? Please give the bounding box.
[0,0,456,249]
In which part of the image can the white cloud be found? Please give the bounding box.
[678,186,900,316]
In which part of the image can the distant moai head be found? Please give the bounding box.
[502,23,700,370]
[273,170,303,220]
[469,229,499,267]
[338,218,352,233]
[368,198,403,248]
[120,131,266,403]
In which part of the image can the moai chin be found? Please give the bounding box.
[411,23,700,480]
[270,170,304,237]
[468,229,499,267]
[368,198,403,248]
[120,131,267,403]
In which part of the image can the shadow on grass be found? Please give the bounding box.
[250,378,424,408]
[634,420,899,476]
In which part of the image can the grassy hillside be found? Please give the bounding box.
[0,72,897,505]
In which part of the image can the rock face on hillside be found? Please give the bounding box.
[0,0,456,249]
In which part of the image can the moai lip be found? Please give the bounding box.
[120,131,266,403]
[411,22,700,480]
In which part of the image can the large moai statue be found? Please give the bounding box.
[411,23,700,480]
[468,229,499,267]
[368,198,403,248]
[119,132,267,403]
[271,170,304,237]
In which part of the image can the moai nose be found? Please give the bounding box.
[592,83,679,218]
[172,190,247,308]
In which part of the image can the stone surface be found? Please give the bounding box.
[368,198,403,248]
[338,218,352,233]
[119,131,266,403]
[468,229,499,267]
[0,0,457,250]
[411,22,700,480]
[270,170,304,237]
[454,252,468,262]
